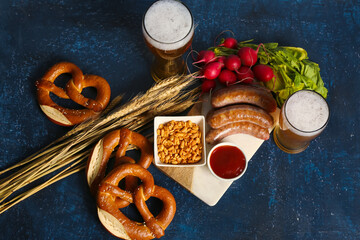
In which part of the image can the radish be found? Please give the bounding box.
[201,79,216,93]
[201,61,223,80]
[237,47,258,67]
[219,37,238,49]
[252,64,274,82]
[236,66,255,84]
[218,69,237,86]
[216,56,226,66]
[193,50,216,65]
[224,55,241,72]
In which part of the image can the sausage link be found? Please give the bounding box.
[206,104,274,129]
[205,122,270,144]
[211,84,277,112]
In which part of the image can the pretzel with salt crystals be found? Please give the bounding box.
[35,62,111,126]
[86,128,176,240]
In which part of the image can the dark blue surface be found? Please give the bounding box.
[1,0,359,239]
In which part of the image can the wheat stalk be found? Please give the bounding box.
[0,74,200,214]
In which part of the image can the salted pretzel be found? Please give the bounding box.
[35,62,111,126]
[86,128,176,240]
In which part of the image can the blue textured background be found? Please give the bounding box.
[0,0,359,239]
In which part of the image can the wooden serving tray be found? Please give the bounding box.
[157,94,279,206]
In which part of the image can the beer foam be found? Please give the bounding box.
[143,0,194,51]
[285,90,329,136]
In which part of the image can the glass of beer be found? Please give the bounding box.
[274,90,330,154]
[142,0,194,82]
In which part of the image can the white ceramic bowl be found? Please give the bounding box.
[207,142,248,181]
[154,115,206,167]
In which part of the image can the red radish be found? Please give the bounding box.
[237,47,258,67]
[193,50,216,65]
[216,56,226,66]
[219,37,238,49]
[201,79,216,93]
[218,69,237,86]
[236,66,255,84]
[201,62,223,80]
[252,64,274,82]
[224,55,241,72]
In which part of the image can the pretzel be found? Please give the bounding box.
[86,128,176,240]
[97,164,176,240]
[86,128,153,196]
[35,62,111,126]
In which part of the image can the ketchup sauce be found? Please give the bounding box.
[209,145,246,179]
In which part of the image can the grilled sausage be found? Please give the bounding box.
[206,104,274,129]
[211,84,277,112]
[205,122,269,144]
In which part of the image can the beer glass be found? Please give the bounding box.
[274,90,330,154]
[142,0,194,82]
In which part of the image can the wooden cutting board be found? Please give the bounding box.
[157,94,279,206]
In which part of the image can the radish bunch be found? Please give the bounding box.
[194,38,275,93]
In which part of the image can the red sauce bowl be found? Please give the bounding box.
[207,142,248,181]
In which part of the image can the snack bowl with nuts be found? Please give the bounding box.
[154,116,206,167]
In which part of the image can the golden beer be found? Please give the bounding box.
[142,0,194,82]
[274,90,329,154]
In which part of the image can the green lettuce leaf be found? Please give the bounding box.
[260,44,328,106]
